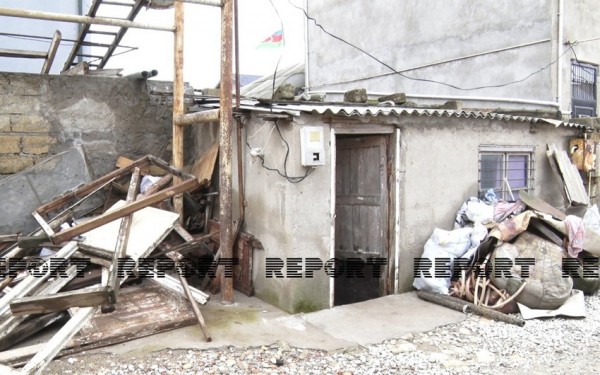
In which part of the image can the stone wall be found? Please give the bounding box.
[0,72,174,179]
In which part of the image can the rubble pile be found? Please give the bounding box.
[0,147,259,374]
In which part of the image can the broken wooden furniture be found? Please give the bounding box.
[0,155,216,374]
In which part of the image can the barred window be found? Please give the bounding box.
[478,145,534,201]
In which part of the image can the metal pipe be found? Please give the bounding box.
[393,128,401,294]
[174,109,220,125]
[557,0,564,112]
[303,0,310,90]
[172,1,185,220]
[329,128,336,308]
[236,118,245,221]
[220,0,234,305]
[234,0,240,108]
[0,7,174,32]
[417,291,525,327]
[312,90,561,108]
[125,69,158,79]
[146,0,222,7]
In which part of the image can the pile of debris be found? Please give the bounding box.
[414,143,600,325]
[0,146,259,374]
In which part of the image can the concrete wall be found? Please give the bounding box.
[242,114,332,313]
[190,108,582,310]
[0,0,91,74]
[563,0,600,115]
[306,0,560,110]
[396,116,580,291]
[0,72,172,179]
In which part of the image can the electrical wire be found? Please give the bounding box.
[246,120,314,183]
[288,0,580,91]
[268,0,286,110]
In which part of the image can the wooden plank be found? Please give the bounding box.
[0,234,19,243]
[41,30,61,74]
[0,242,78,318]
[0,285,198,368]
[79,200,179,259]
[192,142,219,186]
[21,306,98,375]
[104,168,140,312]
[519,191,566,220]
[0,48,47,59]
[152,231,217,258]
[10,286,109,316]
[136,174,172,200]
[167,251,211,341]
[545,148,569,205]
[31,212,55,237]
[60,61,89,75]
[36,155,151,215]
[116,156,167,176]
[74,283,197,348]
[148,272,209,304]
[550,144,589,206]
[50,178,197,244]
[0,265,79,350]
[0,312,68,351]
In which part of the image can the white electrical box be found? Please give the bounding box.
[300,126,325,166]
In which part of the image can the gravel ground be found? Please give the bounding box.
[45,293,600,375]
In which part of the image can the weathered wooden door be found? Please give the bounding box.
[334,135,388,305]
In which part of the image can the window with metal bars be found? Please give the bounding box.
[571,61,598,117]
[478,145,535,201]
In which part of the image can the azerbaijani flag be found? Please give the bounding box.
[257,29,284,49]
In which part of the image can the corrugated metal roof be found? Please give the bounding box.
[262,103,586,128]
[197,101,587,129]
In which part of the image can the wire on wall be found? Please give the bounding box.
[246,120,314,183]
[289,0,584,92]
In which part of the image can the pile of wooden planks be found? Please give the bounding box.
[547,143,590,207]
[0,155,220,374]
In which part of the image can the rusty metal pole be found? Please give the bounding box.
[234,0,240,109]
[220,0,234,304]
[173,1,185,220]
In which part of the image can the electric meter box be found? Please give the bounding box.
[300,126,325,166]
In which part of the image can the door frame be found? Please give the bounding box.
[328,123,401,308]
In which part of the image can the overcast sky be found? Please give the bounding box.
[100,0,306,89]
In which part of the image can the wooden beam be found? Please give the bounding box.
[219,0,235,305]
[0,312,67,352]
[50,178,199,244]
[36,156,151,215]
[136,174,172,200]
[31,212,55,237]
[10,286,109,316]
[103,168,140,312]
[152,231,217,258]
[40,30,61,74]
[172,1,185,221]
[21,306,98,375]
[0,48,46,59]
[167,251,211,341]
[0,242,78,318]
[174,109,220,126]
[0,265,79,349]
[0,234,19,243]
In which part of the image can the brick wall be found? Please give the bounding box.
[0,72,174,179]
[0,75,55,174]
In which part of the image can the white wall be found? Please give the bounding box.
[0,1,90,74]
[306,0,564,110]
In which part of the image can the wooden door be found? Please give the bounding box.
[334,135,388,305]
